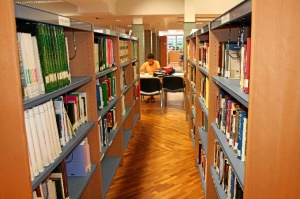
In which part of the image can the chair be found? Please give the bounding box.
[140,77,163,114]
[162,76,185,109]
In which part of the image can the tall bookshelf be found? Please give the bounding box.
[0,2,139,198]
[186,0,300,198]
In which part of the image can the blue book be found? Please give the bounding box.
[66,142,86,176]
[237,110,247,160]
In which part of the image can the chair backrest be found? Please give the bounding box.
[162,76,185,90]
[140,78,161,93]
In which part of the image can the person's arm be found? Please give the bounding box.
[155,60,161,70]
[140,63,146,73]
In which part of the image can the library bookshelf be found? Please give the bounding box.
[185,0,300,198]
[0,1,139,198]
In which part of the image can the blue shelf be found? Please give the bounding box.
[212,76,248,108]
[134,114,140,127]
[210,165,227,199]
[101,156,122,198]
[198,127,208,155]
[211,122,245,191]
[198,97,208,118]
[100,126,120,161]
[198,66,209,77]
[96,66,118,79]
[121,84,132,96]
[210,0,252,30]
[192,61,197,67]
[120,60,131,68]
[123,129,133,151]
[197,24,209,36]
[191,130,195,148]
[122,106,132,123]
[24,76,92,110]
[197,163,206,196]
[32,122,95,190]
[68,164,97,199]
[15,3,92,31]
[97,97,118,120]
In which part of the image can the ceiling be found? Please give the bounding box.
[15,0,242,35]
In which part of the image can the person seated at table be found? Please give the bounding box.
[140,53,161,103]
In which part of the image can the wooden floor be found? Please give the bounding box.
[105,91,205,199]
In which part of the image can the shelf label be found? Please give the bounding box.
[58,16,70,27]
[221,13,230,24]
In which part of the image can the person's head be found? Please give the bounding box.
[147,53,155,66]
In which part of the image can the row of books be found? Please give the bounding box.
[96,76,117,110]
[120,67,127,91]
[25,92,88,181]
[99,107,117,148]
[218,38,251,94]
[214,141,243,199]
[198,140,207,183]
[199,76,209,109]
[215,90,248,161]
[119,40,129,64]
[132,41,138,60]
[33,138,92,198]
[61,92,88,132]
[94,38,115,73]
[199,41,209,69]
[25,100,63,180]
[17,23,70,99]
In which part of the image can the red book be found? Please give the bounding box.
[244,37,251,94]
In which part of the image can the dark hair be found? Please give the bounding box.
[147,53,154,59]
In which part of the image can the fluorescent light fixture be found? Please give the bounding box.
[115,19,121,22]
[17,0,64,4]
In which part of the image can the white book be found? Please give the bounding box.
[72,92,88,123]
[47,180,57,199]
[241,117,248,162]
[48,100,62,155]
[121,95,126,116]
[49,173,66,199]
[44,103,58,160]
[39,104,55,163]
[54,97,66,146]
[46,101,60,159]
[33,106,50,167]
[24,110,39,177]
[31,36,45,95]
[20,33,40,98]
[28,108,44,173]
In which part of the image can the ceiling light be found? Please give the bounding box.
[115,19,121,22]
[16,0,64,4]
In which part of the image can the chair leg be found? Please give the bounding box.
[165,91,167,106]
[160,92,163,114]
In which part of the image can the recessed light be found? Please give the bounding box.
[115,19,121,22]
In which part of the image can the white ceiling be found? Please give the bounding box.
[15,0,242,34]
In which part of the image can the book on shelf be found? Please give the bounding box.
[35,23,70,92]
[94,43,100,73]
[66,138,91,176]
[243,37,251,94]
[17,32,41,99]
[49,173,67,199]
[52,159,70,198]
[225,43,241,79]
[106,107,117,132]
[24,100,62,181]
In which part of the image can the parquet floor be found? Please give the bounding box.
[105,87,205,199]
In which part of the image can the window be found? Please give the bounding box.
[167,35,184,50]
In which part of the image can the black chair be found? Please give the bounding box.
[162,76,185,109]
[140,78,163,114]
